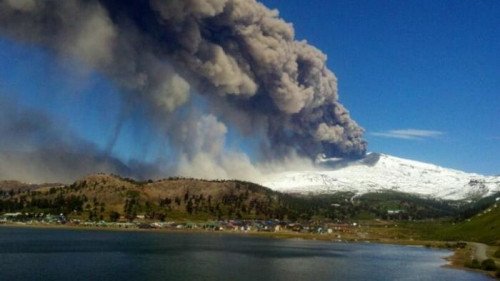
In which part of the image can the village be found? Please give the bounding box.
[0,211,366,239]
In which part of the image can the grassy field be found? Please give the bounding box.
[437,203,499,245]
[360,201,500,246]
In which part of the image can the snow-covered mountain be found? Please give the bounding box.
[259,153,500,200]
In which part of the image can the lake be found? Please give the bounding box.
[0,227,491,281]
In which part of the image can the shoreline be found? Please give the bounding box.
[0,221,463,245]
[2,222,497,279]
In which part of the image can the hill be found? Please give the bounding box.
[0,180,63,192]
[436,199,500,245]
[1,174,322,221]
[392,194,500,245]
[0,174,468,222]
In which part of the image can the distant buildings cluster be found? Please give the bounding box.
[0,212,362,236]
[0,212,66,224]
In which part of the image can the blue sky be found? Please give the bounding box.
[0,0,499,175]
[261,0,499,174]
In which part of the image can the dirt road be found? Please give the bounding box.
[470,242,488,261]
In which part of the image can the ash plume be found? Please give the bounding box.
[0,0,366,181]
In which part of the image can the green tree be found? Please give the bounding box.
[109,211,121,222]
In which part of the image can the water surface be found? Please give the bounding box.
[0,227,491,281]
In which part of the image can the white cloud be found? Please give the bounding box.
[371,129,444,140]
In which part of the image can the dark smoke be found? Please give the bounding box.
[0,0,366,158]
[0,0,366,182]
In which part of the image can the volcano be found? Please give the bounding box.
[260,153,500,200]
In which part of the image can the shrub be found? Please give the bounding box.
[465,259,481,269]
[494,249,500,258]
[480,259,497,271]
[109,211,121,222]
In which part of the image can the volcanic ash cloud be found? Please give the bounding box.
[0,0,367,181]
